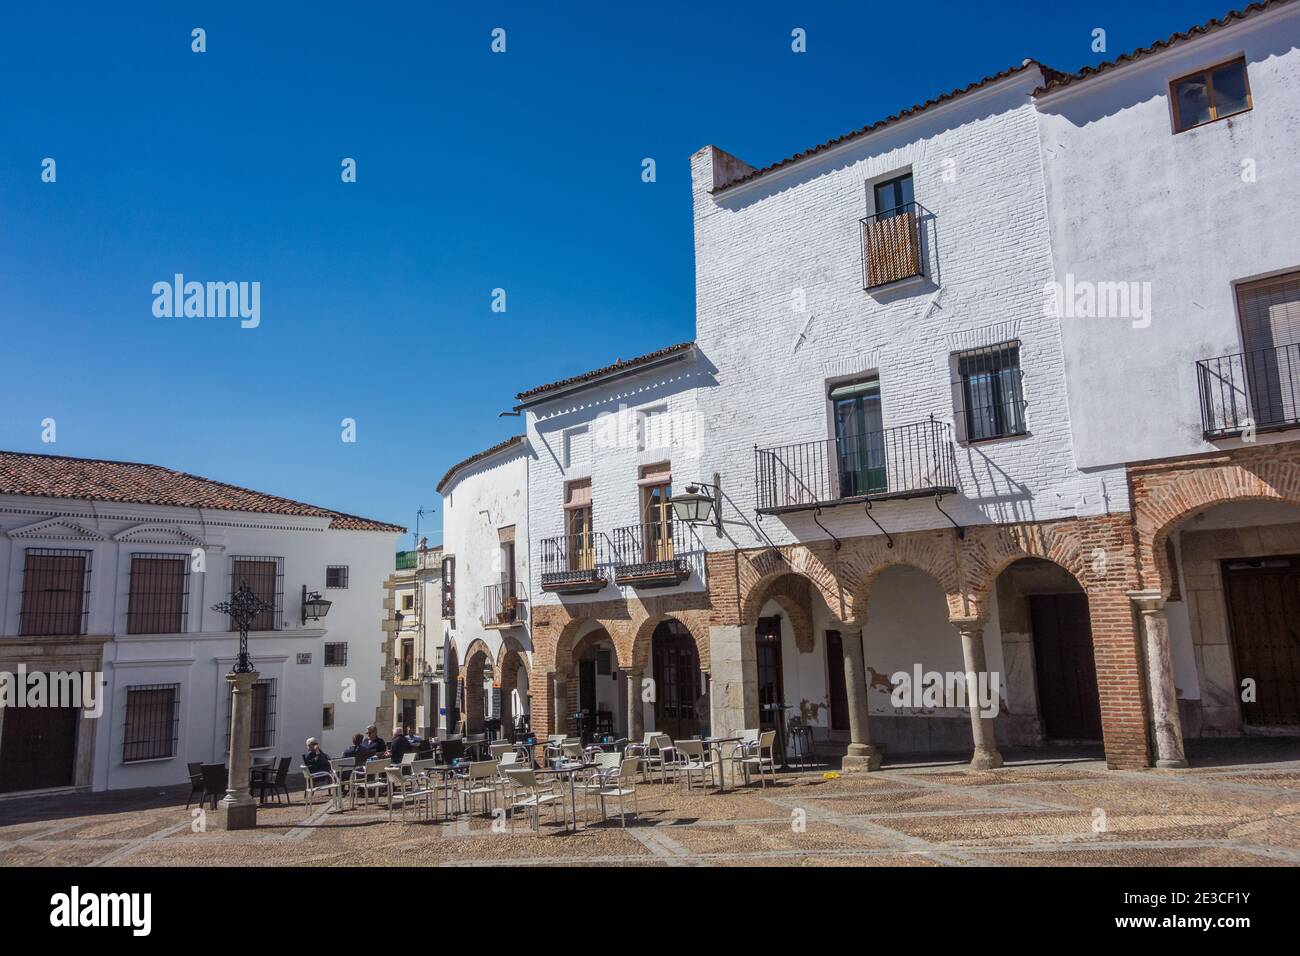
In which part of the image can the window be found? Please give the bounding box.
[441,555,456,619]
[873,173,915,219]
[830,378,886,497]
[228,556,283,631]
[402,593,414,611]
[1235,272,1300,428]
[326,565,349,589]
[564,479,594,571]
[19,548,92,636]
[1171,57,1251,132]
[227,678,277,750]
[639,463,674,562]
[563,426,591,470]
[955,344,1026,442]
[324,642,348,667]
[127,553,189,634]
[122,683,180,762]
[401,638,415,681]
[322,704,335,731]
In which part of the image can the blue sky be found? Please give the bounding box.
[0,1,1229,547]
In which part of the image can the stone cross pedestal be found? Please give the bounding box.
[217,669,260,830]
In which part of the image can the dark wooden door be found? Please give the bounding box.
[652,621,700,740]
[0,703,79,793]
[1223,557,1300,727]
[756,616,786,734]
[825,630,849,731]
[1030,593,1102,741]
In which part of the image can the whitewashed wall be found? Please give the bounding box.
[1036,3,1300,468]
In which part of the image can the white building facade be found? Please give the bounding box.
[0,452,401,793]
[436,437,532,738]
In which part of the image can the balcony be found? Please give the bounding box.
[539,532,611,594]
[610,518,704,588]
[395,550,417,570]
[860,201,929,289]
[482,581,527,629]
[755,419,959,514]
[1198,344,1300,439]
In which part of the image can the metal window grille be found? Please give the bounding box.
[326,565,349,589]
[954,343,1026,442]
[226,677,277,751]
[122,683,180,762]
[228,556,283,631]
[441,555,456,619]
[322,704,335,731]
[324,642,348,667]
[127,553,190,634]
[19,548,92,636]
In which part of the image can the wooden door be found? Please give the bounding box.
[0,702,79,793]
[825,630,849,731]
[756,616,786,733]
[1029,593,1103,741]
[652,622,700,740]
[1223,557,1300,727]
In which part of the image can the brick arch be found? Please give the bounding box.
[1136,458,1300,599]
[738,542,845,626]
[495,635,529,734]
[629,612,711,672]
[548,618,629,677]
[841,529,966,622]
[461,639,495,734]
[746,573,815,652]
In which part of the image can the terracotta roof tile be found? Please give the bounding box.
[1034,1,1291,96]
[514,342,695,401]
[0,450,404,532]
[436,435,526,495]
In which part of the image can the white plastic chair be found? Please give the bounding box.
[459,760,500,816]
[385,765,431,822]
[673,739,718,791]
[596,758,642,826]
[503,768,565,832]
[739,730,778,788]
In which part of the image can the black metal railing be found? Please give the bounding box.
[755,418,959,513]
[539,532,611,591]
[610,517,706,585]
[1198,343,1300,439]
[860,201,929,289]
[483,580,527,626]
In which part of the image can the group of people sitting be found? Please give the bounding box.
[302,724,427,778]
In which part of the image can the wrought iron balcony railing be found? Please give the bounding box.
[539,532,612,593]
[1197,343,1300,439]
[860,201,930,289]
[610,517,706,588]
[482,581,527,628]
[755,418,959,514]
[395,550,417,570]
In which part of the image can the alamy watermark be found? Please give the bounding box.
[0,665,103,717]
[1043,273,1151,329]
[888,664,1000,718]
[152,274,260,328]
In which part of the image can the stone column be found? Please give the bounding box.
[840,626,882,772]
[707,624,756,740]
[553,674,568,735]
[954,620,1003,770]
[626,668,645,741]
[217,670,259,830]
[1130,590,1188,768]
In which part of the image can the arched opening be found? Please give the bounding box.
[498,645,530,738]
[1158,499,1300,735]
[993,557,1101,745]
[463,643,493,735]
[651,619,702,740]
[570,628,625,742]
[443,644,460,734]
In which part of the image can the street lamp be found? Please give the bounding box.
[210,580,275,830]
[301,586,333,626]
[670,483,721,534]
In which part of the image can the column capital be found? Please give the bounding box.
[1127,589,1165,614]
[950,617,986,636]
[834,618,865,629]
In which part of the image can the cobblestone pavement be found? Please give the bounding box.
[4,746,1299,867]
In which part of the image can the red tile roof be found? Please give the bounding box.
[712,61,1060,193]
[436,435,526,495]
[0,450,405,532]
[514,342,695,401]
[1034,1,1290,96]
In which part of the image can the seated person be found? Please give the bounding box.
[363,724,386,756]
[388,725,415,765]
[302,738,333,783]
[342,733,367,760]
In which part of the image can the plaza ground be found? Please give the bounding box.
[2,740,1299,868]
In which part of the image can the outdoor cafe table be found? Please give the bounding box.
[700,736,744,792]
[534,761,593,832]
